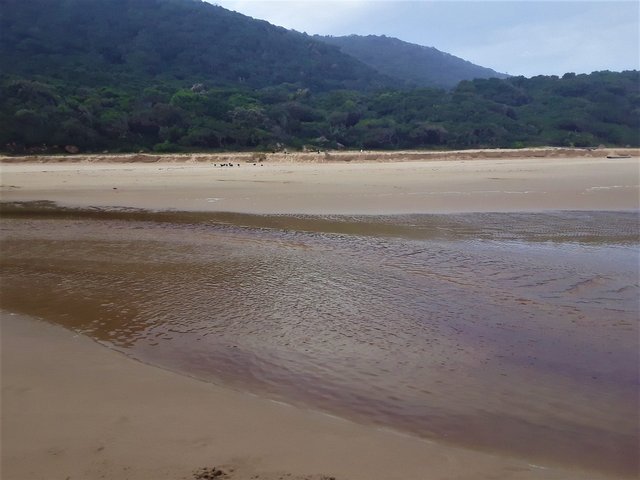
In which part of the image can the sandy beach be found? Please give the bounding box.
[1,312,620,480]
[1,149,639,214]
[1,150,639,480]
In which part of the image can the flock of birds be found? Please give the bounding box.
[214,163,263,167]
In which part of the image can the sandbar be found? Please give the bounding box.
[1,149,638,214]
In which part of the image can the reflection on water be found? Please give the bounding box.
[1,205,639,477]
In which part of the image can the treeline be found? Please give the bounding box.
[2,0,636,154]
[1,70,638,153]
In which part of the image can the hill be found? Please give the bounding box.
[2,69,638,153]
[0,0,637,153]
[318,35,508,89]
[0,0,394,92]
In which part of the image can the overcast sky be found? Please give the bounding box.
[211,1,639,77]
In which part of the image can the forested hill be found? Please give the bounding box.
[318,35,508,89]
[0,0,638,153]
[0,0,395,91]
[2,70,638,154]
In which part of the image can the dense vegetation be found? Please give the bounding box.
[1,0,638,153]
[318,35,508,89]
[0,0,393,92]
[3,71,637,153]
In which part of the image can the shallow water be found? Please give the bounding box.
[1,206,638,476]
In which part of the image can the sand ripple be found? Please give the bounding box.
[1,212,638,476]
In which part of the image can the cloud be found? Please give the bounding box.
[452,2,640,76]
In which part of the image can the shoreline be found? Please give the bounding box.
[1,312,621,480]
[2,205,638,246]
[2,151,638,479]
[2,147,639,164]
[1,154,638,215]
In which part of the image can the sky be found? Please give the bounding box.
[211,1,640,77]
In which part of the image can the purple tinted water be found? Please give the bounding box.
[1,210,638,476]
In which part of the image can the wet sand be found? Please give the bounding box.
[1,155,638,214]
[3,312,610,480]
[1,211,638,478]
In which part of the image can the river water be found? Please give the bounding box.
[1,204,638,477]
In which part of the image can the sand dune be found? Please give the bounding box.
[2,147,639,164]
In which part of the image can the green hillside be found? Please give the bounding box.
[0,0,394,91]
[1,0,638,153]
[318,35,508,89]
[3,70,637,153]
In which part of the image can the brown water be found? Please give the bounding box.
[1,204,638,477]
